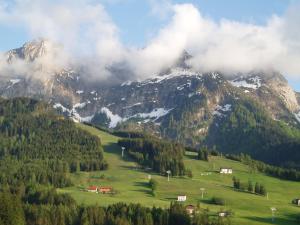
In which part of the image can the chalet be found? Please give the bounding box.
[292,199,300,206]
[185,205,195,215]
[98,186,113,194]
[87,186,98,193]
[220,168,233,174]
[177,195,187,202]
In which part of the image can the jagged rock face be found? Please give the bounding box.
[1,40,300,146]
[6,39,49,62]
[228,72,300,121]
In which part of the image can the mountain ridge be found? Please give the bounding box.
[1,40,300,167]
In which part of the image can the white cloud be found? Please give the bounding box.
[0,0,299,82]
[0,0,126,80]
[130,2,300,80]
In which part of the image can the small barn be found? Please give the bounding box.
[99,187,113,194]
[220,168,233,174]
[87,186,98,193]
[177,195,187,202]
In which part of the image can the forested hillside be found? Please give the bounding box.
[206,97,300,168]
[0,98,107,188]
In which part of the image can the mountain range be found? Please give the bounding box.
[1,39,300,167]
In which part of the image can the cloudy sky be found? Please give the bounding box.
[0,0,299,90]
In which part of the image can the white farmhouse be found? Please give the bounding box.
[220,168,233,174]
[177,195,187,202]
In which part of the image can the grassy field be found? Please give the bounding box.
[58,123,300,225]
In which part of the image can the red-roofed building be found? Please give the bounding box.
[87,186,98,193]
[99,187,112,194]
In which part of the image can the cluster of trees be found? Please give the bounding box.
[206,97,300,168]
[232,177,266,196]
[0,188,231,225]
[0,98,107,188]
[197,147,209,161]
[118,138,186,176]
[226,153,300,182]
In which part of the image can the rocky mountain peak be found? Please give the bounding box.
[6,38,56,63]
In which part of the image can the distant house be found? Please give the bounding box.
[87,186,98,193]
[220,168,233,174]
[98,186,113,194]
[177,195,187,202]
[218,211,231,217]
[292,199,300,206]
[185,205,195,215]
[218,212,227,217]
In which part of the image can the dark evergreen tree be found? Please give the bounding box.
[248,180,254,193]
[254,182,260,194]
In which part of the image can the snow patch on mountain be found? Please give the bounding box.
[211,72,219,79]
[121,81,133,86]
[123,102,142,109]
[188,91,201,98]
[73,102,87,109]
[100,107,173,128]
[134,108,173,121]
[71,112,94,123]
[230,76,261,89]
[6,79,21,89]
[53,103,69,113]
[295,111,300,123]
[53,102,94,123]
[213,104,232,117]
[10,79,21,85]
[100,107,123,128]
[141,68,202,86]
[76,90,84,94]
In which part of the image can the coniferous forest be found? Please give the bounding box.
[0,98,107,188]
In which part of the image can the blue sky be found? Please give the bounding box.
[0,0,299,90]
[103,0,293,46]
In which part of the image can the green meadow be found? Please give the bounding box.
[58,123,300,225]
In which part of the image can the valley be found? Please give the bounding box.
[58,123,300,225]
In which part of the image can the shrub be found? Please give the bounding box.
[211,197,226,205]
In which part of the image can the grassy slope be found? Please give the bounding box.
[58,123,300,225]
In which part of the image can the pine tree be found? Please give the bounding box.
[248,180,253,193]
[254,182,260,194]
[198,147,209,161]
[259,184,267,196]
